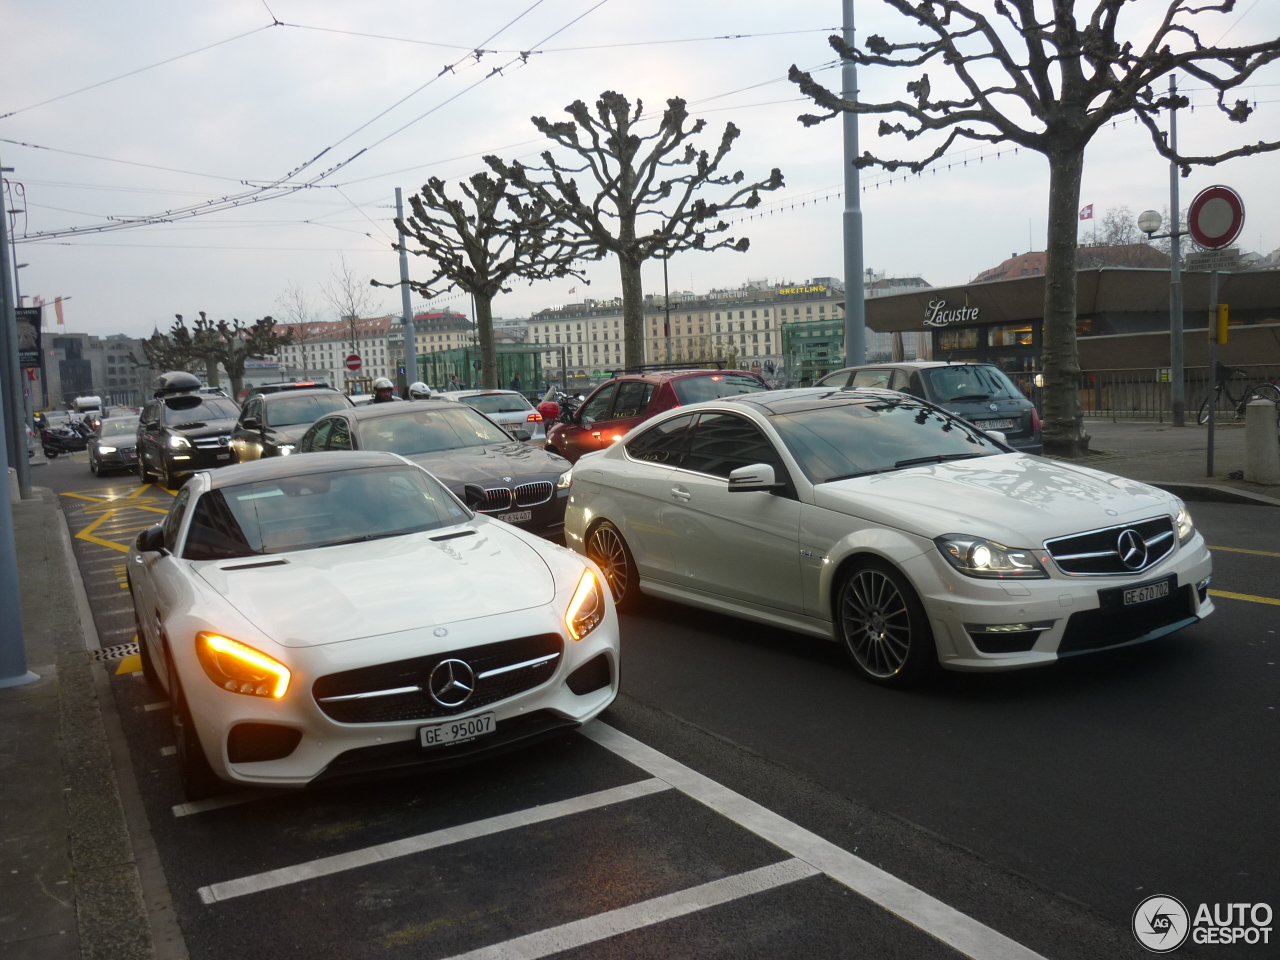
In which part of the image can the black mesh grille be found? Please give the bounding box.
[515,481,554,507]
[1045,516,1175,575]
[1058,581,1195,653]
[313,633,563,724]
[479,488,513,512]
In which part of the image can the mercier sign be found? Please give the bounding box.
[924,300,980,326]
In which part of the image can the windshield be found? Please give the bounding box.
[358,407,510,456]
[164,397,239,426]
[182,465,469,559]
[266,394,351,427]
[98,418,139,439]
[672,374,766,405]
[770,398,1003,483]
[460,393,532,415]
[924,365,1022,403]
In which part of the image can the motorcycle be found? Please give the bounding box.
[41,420,92,458]
[537,388,585,423]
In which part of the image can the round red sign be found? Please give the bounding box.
[1188,185,1245,250]
[345,354,361,372]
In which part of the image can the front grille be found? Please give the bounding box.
[1058,584,1196,653]
[312,633,563,724]
[192,435,231,450]
[1044,516,1175,575]
[514,481,554,507]
[478,487,513,513]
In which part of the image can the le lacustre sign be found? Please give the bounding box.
[924,300,980,327]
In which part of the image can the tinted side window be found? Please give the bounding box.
[242,398,263,424]
[326,419,352,451]
[301,420,332,452]
[143,401,162,425]
[851,369,893,389]
[611,381,653,420]
[681,413,782,480]
[164,489,191,552]
[904,372,927,399]
[817,371,853,388]
[578,384,617,424]
[625,414,694,466]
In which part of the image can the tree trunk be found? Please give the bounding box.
[619,255,645,371]
[474,293,497,390]
[1040,150,1089,456]
[203,358,221,387]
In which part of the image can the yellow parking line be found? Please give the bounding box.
[115,654,142,675]
[60,491,108,503]
[1208,589,1280,607]
[128,483,152,498]
[1209,545,1280,559]
[75,510,129,553]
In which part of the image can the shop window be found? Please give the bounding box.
[936,328,980,351]
[989,323,1034,348]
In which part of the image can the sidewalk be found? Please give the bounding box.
[1056,419,1280,504]
[0,489,156,960]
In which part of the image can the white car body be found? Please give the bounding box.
[440,390,546,447]
[564,389,1213,673]
[128,451,618,791]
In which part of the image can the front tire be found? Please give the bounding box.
[167,647,225,801]
[586,521,640,611]
[835,559,937,687]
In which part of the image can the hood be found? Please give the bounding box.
[408,444,568,490]
[814,454,1176,546]
[195,520,556,647]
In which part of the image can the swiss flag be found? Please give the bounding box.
[1078,204,1094,220]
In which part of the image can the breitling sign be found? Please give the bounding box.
[924,300,980,326]
[778,285,827,295]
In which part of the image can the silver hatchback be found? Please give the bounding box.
[440,390,546,446]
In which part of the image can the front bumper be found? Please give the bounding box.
[903,533,1213,671]
[178,602,619,788]
[167,447,235,477]
[474,488,569,539]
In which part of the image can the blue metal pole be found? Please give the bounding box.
[841,0,866,367]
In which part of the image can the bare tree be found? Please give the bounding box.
[322,255,382,364]
[376,172,589,389]
[790,1,1280,454]
[488,91,783,370]
[204,316,294,400]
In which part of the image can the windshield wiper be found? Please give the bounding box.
[325,530,415,547]
[893,453,985,469]
[819,469,886,483]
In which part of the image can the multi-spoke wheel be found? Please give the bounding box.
[166,645,225,801]
[836,559,935,686]
[586,521,639,611]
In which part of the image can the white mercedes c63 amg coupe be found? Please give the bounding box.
[563,388,1213,686]
[128,451,618,799]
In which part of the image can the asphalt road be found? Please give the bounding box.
[34,452,1277,958]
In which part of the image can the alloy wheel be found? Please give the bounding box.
[587,524,630,605]
[840,568,913,679]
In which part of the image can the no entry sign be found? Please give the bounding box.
[345,354,362,372]
[1188,185,1245,250]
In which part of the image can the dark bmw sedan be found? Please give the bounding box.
[816,361,1043,455]
[298,400,572,538]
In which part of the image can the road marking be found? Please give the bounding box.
[115,654,143,675]
[1209,588,1280,607]
[583,722,1047,960]
[440,859,820,960]
[197,777,672,905]
[173,790,278,818]
[76,510,130,552]
[160,746,177,757]
[143,701,170,712]
[1209,545,1280,559]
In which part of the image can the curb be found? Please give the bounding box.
[1150,481,1280,508]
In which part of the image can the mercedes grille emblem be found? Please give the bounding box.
[989,402,999,412]
[428,659,475,708]
[218,436,229,447]
[1116,528,1148,570]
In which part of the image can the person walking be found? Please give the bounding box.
[448,374,460,392]
[509,372,522,393]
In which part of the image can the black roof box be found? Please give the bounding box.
[152,371,202,397]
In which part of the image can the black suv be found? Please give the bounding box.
[137,372,241,487]
[231,387,353,461]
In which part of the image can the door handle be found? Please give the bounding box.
[591,431,602,439]
[670,486,692,502]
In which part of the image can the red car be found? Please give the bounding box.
[545,369,769,463]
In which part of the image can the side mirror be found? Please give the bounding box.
[511,429,532,442]
[984,429,1008,446]
[727,463,783,492]
[242,416,262,431]
[135,524,167,554]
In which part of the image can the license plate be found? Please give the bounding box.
[419,712,495,748]
[980,418,1016,430]
[1123,581,1170,606]
[501,510,532,523]
[216,453,231,460]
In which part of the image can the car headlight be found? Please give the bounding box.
[1174,506,1195,545]
[277,444,296,456]
[97,445,117,454]
[556,468,573,490]
[195,632,291,698]
[167,435,191,449]
[935,534,1048,579]
[565,569,604,640]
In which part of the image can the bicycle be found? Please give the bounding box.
[1197,365,1280,424]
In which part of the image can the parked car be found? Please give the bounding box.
[564,387,1212,685]
[816,361,1043,455]
[137,372,241,488]
[127,451,618,799]
[545,369,769,463]
[441,389,546,446]
[297,400,572,538]
[231,388,353,462]
[89,416,141,475]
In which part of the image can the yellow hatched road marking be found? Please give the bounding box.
[128,483,153,498]
[1208,589,1280,607]
[75,510,129,553]
[1208,545,1280,559]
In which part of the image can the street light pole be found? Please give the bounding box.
[663,254,672,366]
[1167,74,1185,426]
[0,153,31,499]
[841,0,866,367]
[395,188,417,393]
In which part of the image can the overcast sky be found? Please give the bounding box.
[4,0,1278,340]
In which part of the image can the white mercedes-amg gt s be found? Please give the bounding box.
[129,451,618,800]
[563,388,1213,686]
